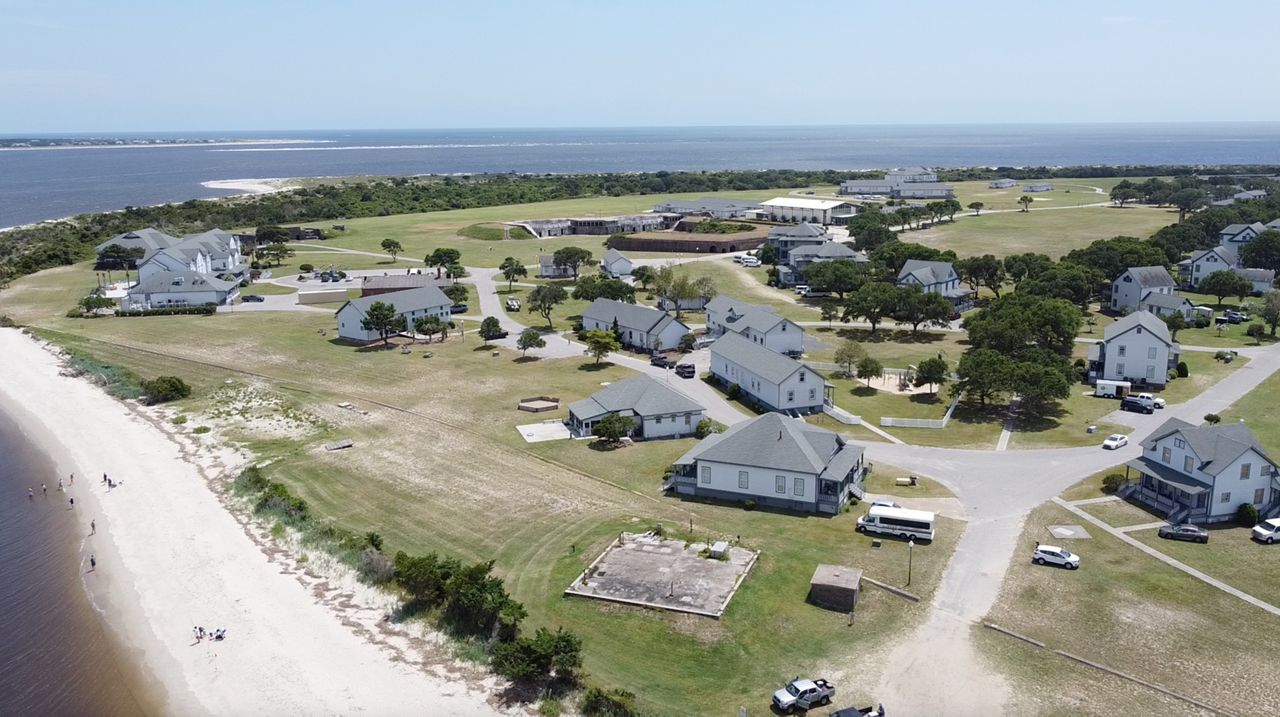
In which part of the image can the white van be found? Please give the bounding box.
[857,505,936,541]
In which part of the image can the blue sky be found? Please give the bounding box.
[2,0,1278,132]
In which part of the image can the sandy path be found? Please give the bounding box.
[0,329,505,716]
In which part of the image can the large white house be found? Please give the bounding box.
[1110,266,1176,314]
[1176,245,1276,293]
[895,259,970,307]
[335,286,452,343]
[765,223,830,262]
[704,296,805,355]
[757,198,857,225]
[567,374,704,439]
[776,241,868,288]
[709,332,830,414]
[1088,310,1179,386]
[1122,418,1280,524]
[667,412,867,514]
[580,298,690,352]
[99,227,248,310]
[121,270,239,310]
[1218,222,1268,249]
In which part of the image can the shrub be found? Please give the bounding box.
[678,333,697,351]
[299,263,314,272]
[0,315,14,327]
[357,547,396,585]
[1168,369,1178,382]
[1214,350,1230,361]
[538,699,563,717]
[66,308,83,318]
[192,425,211,434]
[1237,502,1260,528]
[250,260,262,270]
[490,627,582,683]
[580,686,638,717]
[257,481,309,524]
[233,465,271,494]
[1204,413,1222,424]
[1194,316,1211,328]
[1176,361,1189,378]
[1101,473,1127,493]
[171,414,188,425]
[116,305,217,317]
[365,531,384,551]
[743,499,756,511]
[140,375,192,404]
[694,418,724,439]
[726,382,742,400]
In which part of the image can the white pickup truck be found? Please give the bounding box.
[772,677,835,713]
[1135,392,1166,409]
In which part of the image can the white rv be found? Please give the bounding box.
[856,505,936,541]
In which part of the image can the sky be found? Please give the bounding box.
[2,0,1279,133]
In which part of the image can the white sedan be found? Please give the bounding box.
[1102,434,1129,450]
[1033,545,1080,569]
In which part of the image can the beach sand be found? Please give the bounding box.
[201,178,296,195]
[0,328,508,716]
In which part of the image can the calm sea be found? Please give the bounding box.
[0,406,156,716]
[5,123,1280,228]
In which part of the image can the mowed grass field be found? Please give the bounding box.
[948,177,1154,213]
[0,260,960,714]
[908,205,1175,258]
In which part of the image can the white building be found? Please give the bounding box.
[1139,292,1195,320]
[1088,310,1179,386]
[705,296,805,355]
[1110,266,1176,314]
[1123,418,1280,524]
[1177,246,1236,288]
[537,254,575,279]
[651,197,762,219]
[1218,222,1268,250]
[839,167,955,199]
[667,413,867,514]
[896,259,970,307]
[137,245,213,281]
[580,298,690,352]
[766,223,830,262]
[335,286,452,343]
[709,332,830,414]
[988,178,1018,189]
[121,270,239,310]
[600,248,633,278]
[1023,183,1053,192]
[758,198,858,225]
[566,374,704,439]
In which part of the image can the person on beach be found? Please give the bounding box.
[102,473,107,485]
[42,483,47,496]
[27,488,33,500]
[89,555,96,571]
[69,497,74,508]
[69,473,74,486]
[58,478,63,491]
[90,520,96,535]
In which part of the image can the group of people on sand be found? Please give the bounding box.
[193,626,228,643]
[24,473,110,573]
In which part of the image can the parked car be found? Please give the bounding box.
[241,294,265,303]
[1102,434,1129,450]
[1135,392,1166,409]
[1032,544,1080,569]
[650,355,676,369]
[793,285,810,295]
[449,303,468,314]
[741,258,761,267]
[1120,397,1154,415]
[505,298,521,311]
[1252,518,1280,544]
[829,706,886,717]
[1158,523,1209,543]
[772,677,835,713]
[732,255,745,264]
[675,363,696,378]
[870,499,902,509]
[1225,310,1248,324]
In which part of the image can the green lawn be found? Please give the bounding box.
[980,501,1280,716]
[825,375,1004,449]
[908,205,1175,259]
[241,282,297,297]
[806,327,969,367]
[1059,467,1127,502]
[1220,367,1280,448]
[1080,497,1163,528]
[1130,524,1280,607]
[671,260,821,323]
[861,465,956,499]
[496,285,589,333]
[1007,387,1130,450]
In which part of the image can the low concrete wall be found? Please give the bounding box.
[297,289,349,305]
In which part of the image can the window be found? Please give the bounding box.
[1118,345,1127,357]
[1175,438,1185,449]
[1183,456,1194,473]
[1162,447,1171,463]
[1123,275,1132,283]
[799,372,806,383]
[700,466,711,484]
[793,477,804,496]
[775,475,786,494]
[1117,363,1125,375]
[655,416,662,424]
[809,388,817,401]
[684,414,691,426]
[738,471,749,489]
[1220,491,1231,503]
[787,390,795,402]
[1255,488,1266,505]
[1241,463,1252,480]
[1146,365,1156,381]
[1148,347,1158,359]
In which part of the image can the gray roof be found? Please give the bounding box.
[894,182,954,193]
[1124,457,1210,494]
[1141,418,1276,477]
[1235,190,1267,200]
[567,375,703,422]
[1220,222,1267,238]
[710,332,817,384]
[95,227,182,255]
[1140,292,1193,311]
[582,298,686,336]
[1236,267,1276,283]
[1266,219,1280,230]
[1103,310,1173,345]
[601,248,629,266]
[674,413,862,477]
[335,285,451,318]
[897,259,957,286]
[768,223,828,239]
[1189,245,1238,266]
[656,197,761,213]
[1119,266,1175,289]
[128,269,237,295]
[789,242,863,261]
[705,295,774,319]
[721,306,793,337]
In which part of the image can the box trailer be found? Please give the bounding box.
[1094,379,1132,398]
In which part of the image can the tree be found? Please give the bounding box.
[630,265,656,290]
[516,328,545,356]
[445,263,467,281]
[893,288,952,334]
[843,282,900,332]
[442,560,521,636]
[913,356,949,394]
[658,271,715,320]
[755,244,780,265]
[1002,253,1053,287]
[803,259,866,299]
[954,348,1013,406]
[966,293,1081,357]
[552,247,593,279]
[1247,322,1267,344]
[942,198,962,221]
[443,284,469,305]
[1163,312,1187,340]
[414,315,443,343]
[95,244,145,270]
[394,551,460,608]
[255,225,291,244]
[1197,270,1251,305]
[572,275,635,303]
[1018,195,1033,212]
[1110,180,1140,208]
[499,257,527,290]
[851,224,897,252]
[592,412,635,443]
[380,238,402,262]
[1240,230,1280,273]
[258,242,294,267]
[1017,262,1098,310]
[140,375,192,404]
[959,254,1005,296]
[833,340,866,377]
[1260,290,1280,336]
[967,201,984,217]
[527,284,567,330]
[78,294,115,314]
[478,316,504,345]
[819,298,841,328]
[1170,187,1208,221]
[855,356,884,386]
[490,627,582,684]
[361,301,403,344]
[581,328,621,365]
[1204,413,1222,425]
[426,248,461,278]
[1011,361,1071,415]
[1062,236,1168,283]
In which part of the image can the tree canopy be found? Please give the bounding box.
[361,301,404,344]
[526,284,567,329]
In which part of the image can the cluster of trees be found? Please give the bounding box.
[639,265,717,319]
[552,247,594,279]
[955,294,1080,413]
[572,275,635,303]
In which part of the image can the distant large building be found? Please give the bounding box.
[652,197,762,219]
[512,214,678,238]
[839,167,955,199]
[97,227,247,311]
[757,198,858,225]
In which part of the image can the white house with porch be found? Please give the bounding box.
[580,298,691,352]
[566,375,704,439]
[335,286,452,343]
[1122,418,1280,524]
[896,259,971,307]
[709,332,830,414]
[1088,310,1179,387]
[704,296,805,355]
[121,270,239,310]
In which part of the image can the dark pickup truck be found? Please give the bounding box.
[675,363,696,378]
[650,355,677,369]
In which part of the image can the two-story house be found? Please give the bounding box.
[666,412,867,514]
[895,259,971,308]
[1110,266,1176,314]
[1087,310,1179,386]
[537,254,575,279]
[704,296,805,355]
[335,286,452,343]
[776,242,868,288]
[581,298,690,352]
[1122,418,1280,524]
[1177,246,1236,289]
[137,245,214,282]
[709,332,831,413]
[567,375,704,439]
[765,223,831,262]
[1218,222,1268,250]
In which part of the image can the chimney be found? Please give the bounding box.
[778,430,783,441]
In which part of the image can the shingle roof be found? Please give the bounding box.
[582,298,685,336]
[1120,266,1175,288]
[768,223,828,239]
[1220,222,1267,238]
[601,248,628,266]
[1141,417,1276,476]
[129,269,237,295]
[1140,292,1192,311]
[1103,310,1173,345]
[710,332,816,384]
[674,413,861,476]
[1235,267,1276,282]
[789,242,862,261]
[1189,245,1237,266]
[722,307,792,337]
[897,259,957,286]
[335,286,451,318]
[567,375,703,422]
[95,227,182,255]
[705,295,773,318]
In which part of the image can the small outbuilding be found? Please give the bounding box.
[808,564,862,612]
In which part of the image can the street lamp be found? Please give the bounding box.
[907,538,915,587]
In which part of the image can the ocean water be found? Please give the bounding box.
[0,406,155,716]
[4,123,1280,227]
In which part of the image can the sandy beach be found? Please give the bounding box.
[0,328,507,716]
[201,178,297,195]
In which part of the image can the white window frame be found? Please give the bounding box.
[1241,463,1252,480]
[700,466,711,484]
[1220,491,1231,503]
[738,471,749,490]
[793,477,804,497]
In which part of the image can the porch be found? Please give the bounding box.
[1124,459,1210,523]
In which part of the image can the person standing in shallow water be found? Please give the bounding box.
[89,555,96,572]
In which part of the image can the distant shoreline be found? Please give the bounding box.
[0,139,332,152]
